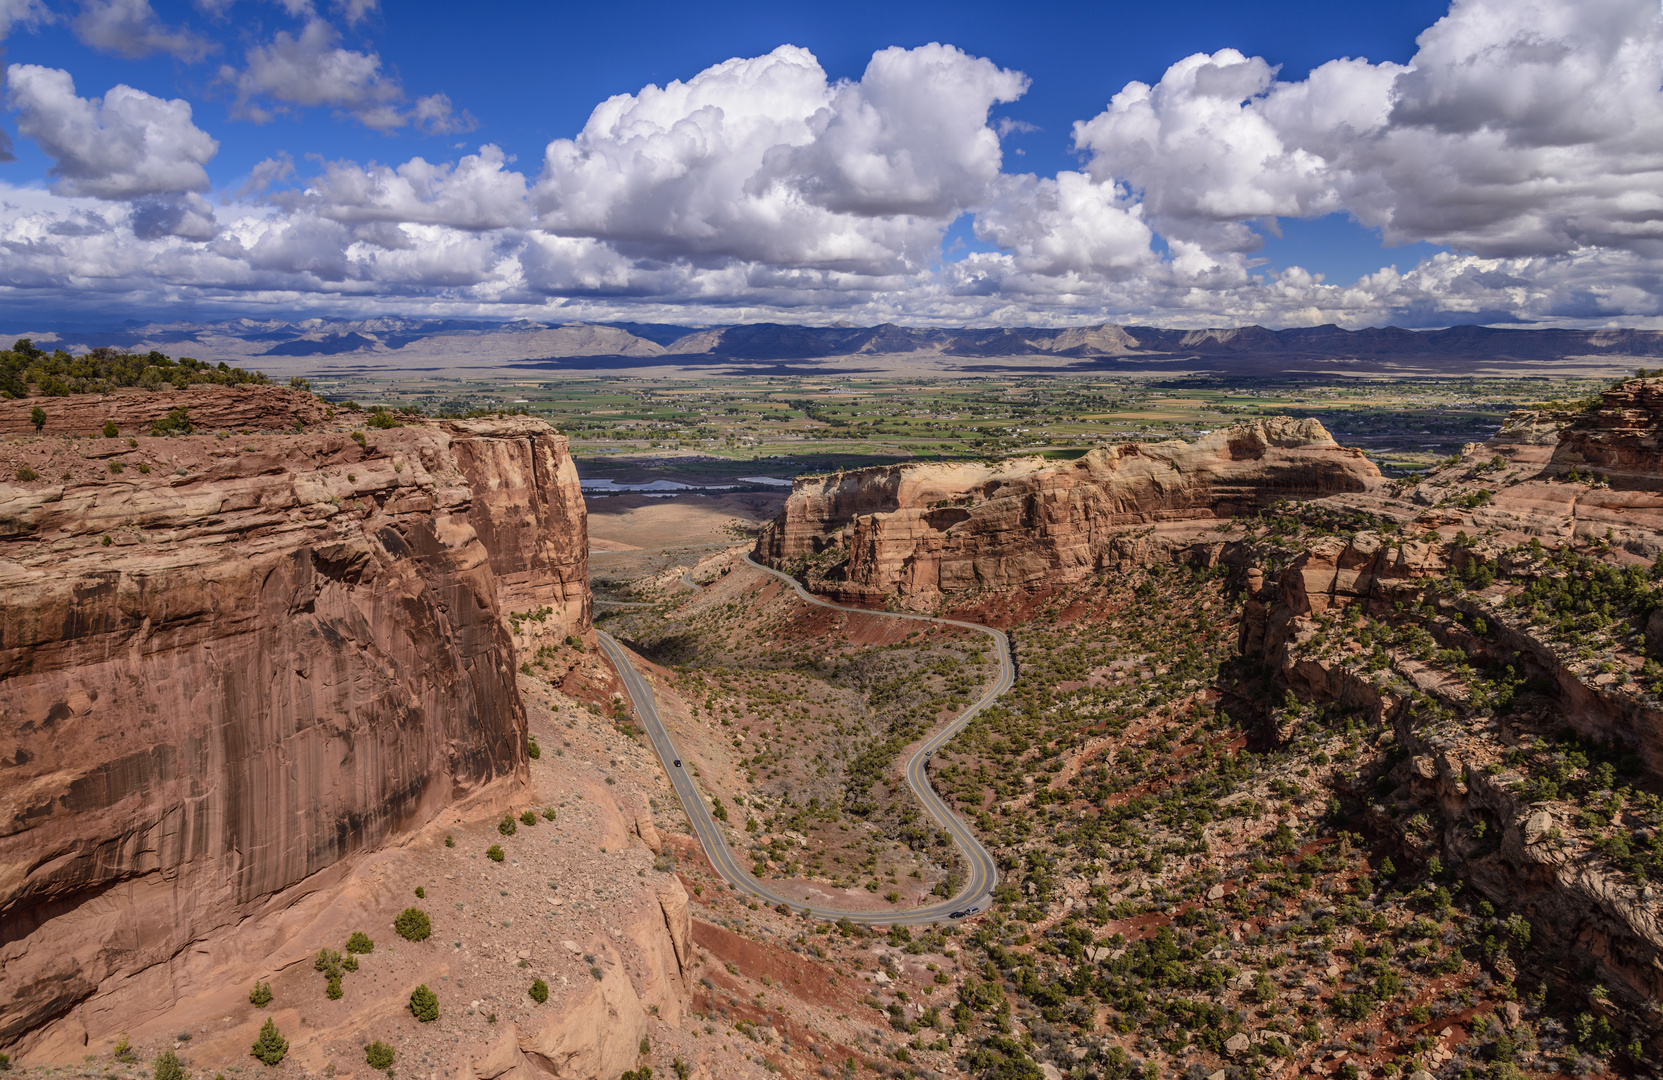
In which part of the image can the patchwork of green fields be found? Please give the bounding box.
[307,372,1609,478]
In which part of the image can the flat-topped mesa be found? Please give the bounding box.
[0,388,589,1051]
[1550,377,1663,488]
[757,417,1381,603]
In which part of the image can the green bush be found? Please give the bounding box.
[315,948,344,978]
[102,421,119,438]
[150,406,193,436]
[415,886,426,899]
[342,955,358,972]
[498,816,517,836]
[30,406,45,432]
[528,737,541,759]
[248,981,273,1007]
[487,844,505,862]
[529,979,549,1003]
[0,1051,10,1071]
[365,1042,395,1071]
[346,931,374,954]
[394,907,431,942]
[367,410,400,430]
[445,833,455,847]
[114,1036,138,1064]
[251,1018,288,1066]
[409,984,439,1022]
[326,976,343,1000]
[13,466,37,482]
[541,807,556,821]
[153,1050,186,1080]
[520,810,537,827]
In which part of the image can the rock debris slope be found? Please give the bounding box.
[0,389,589,1054]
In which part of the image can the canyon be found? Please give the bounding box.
[0,388,593,1059]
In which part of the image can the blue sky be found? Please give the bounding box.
[0,0,1656,328]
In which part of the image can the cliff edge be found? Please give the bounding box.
[0,389,589,1051]
[757,417,1381,604]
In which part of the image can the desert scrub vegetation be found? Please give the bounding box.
[394,907,432,942]
[365,1041,395,1071]
[0,340,271,398]
[250,1018,287,1065]
[409,984,439,1022]
[248,980,273,1007]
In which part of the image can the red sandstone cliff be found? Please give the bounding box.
[757,418,1381,603]
[0,390,589,1049]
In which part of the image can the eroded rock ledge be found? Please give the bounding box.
[0,391,589,1049]
[756,418,1381,604]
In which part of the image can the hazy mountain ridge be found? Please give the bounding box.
[9,318,1663,375]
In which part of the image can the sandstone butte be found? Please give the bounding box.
[756,416,1383,604]
[0,387,592,1057]
[757,387,1663,1011]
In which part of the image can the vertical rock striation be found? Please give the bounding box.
[0,395,589,1049]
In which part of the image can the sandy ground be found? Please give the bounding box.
[586,493,784,552]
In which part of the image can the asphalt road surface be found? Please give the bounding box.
[595,552,1010,925]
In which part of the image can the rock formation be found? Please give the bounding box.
[0,385,328,437]
[0,389,590,1049]
[757,418,1381,603]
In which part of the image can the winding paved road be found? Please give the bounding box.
[595,553,1010,925]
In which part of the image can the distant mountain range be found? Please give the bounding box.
[8,318,1662,377]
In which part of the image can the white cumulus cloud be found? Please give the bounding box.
[1073,0,1663,261]
[5,65,220,200]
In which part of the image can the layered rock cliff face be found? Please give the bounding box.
[757,418,1380,603]
[0,390,589,1049]
[0,385,328,437]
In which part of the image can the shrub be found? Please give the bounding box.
[315,948,344,978]
[326,976,343,1000]
[249,981,273,1007]
[0,1052,10,1070]
[415,886,426,899]
[368,410,399,430]
[154,1050,186,1080]
[498,816,517,836]
[542,807,556,821]
[351,431,366,445]
[103,421,119,438]
[520,810,537,827]
[250,1018,288,1065]
[114,1036,138,1063]
[346,931,374,954]
[150,406,193,436]
[528,737,541,759]
[394,907,432,942]
[30,406,44,432]
[365,1041,395,1071]
[109,461,124,474]
[487,844,505,862]
[13,466,37,482]
[409,984,439,1022]
[342,955,358,972]
[445,833,455,847]
[529,979,549,1003]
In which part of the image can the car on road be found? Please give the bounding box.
[672,759,681,767]
[948,907,978,918]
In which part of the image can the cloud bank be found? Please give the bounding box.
[0,0,1659,328]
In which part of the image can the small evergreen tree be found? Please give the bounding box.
[250,1019,288,1065]
[153,1050,187,1080]
[529,979,549,1003]
[365,1042,395,1071]
[248,981,273,1007]
[346,931,374,954]
[394,907,431,942]
[409,984,439,1022]
[30,406,45,433]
